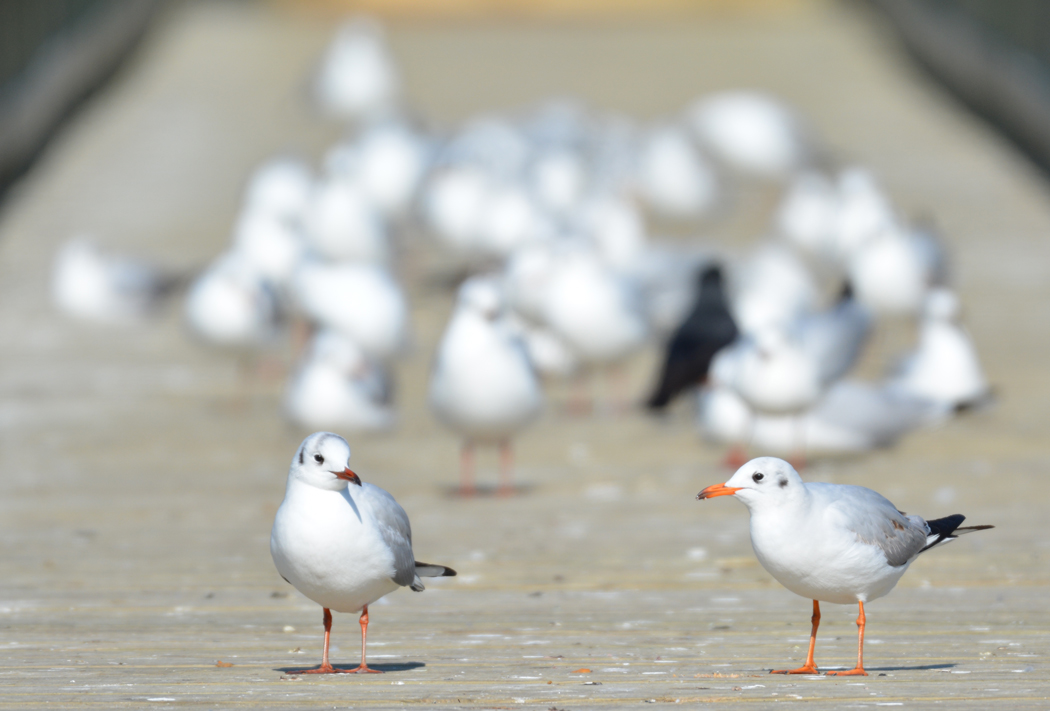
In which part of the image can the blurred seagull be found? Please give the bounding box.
[698,380,949,456]
[646,264,738,411]
[285,330,395,433]
[429,275,542,496]
[271,432,455,674]
[302,177,389,265]
[709,328,822,466]
[793,282,872,387]
[314,18,399,121]
[634,123,719,220]
[540,245,649,390]
[889,287,990,409]
[688,91,811,178]
[243,157,314,222]
[292,260,409,362]
[184,252,279,349]
[52,236,178,325]
[230,208,306,290]
[847,221,940,316]
[731,244,820,335]
[697,457,992,675]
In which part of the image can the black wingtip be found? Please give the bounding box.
[415,561,457,577]
[926,514,966,537]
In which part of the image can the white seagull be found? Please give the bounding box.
[184,252,279,349]
[52,236,176,325]
[291,260,409,362]
[271,432,456,674]
[697,379,949,457]
[428,275,543,495]
[284,330,395,433]
[697,457,992,676]
[889,287,990,408]
[314,18,400,121]
[687,90,811,179]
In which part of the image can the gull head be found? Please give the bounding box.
[696,456,802,510]
[457,274,504,322]
[290,431,361,491]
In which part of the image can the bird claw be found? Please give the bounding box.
[826,668,867,676]
[345,665,383,674]
[770,665,818,674]
[287,664,342,675]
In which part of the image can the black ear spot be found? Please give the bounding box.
[752,472,764,483]
[779,478,788,488]
[314,453,324,464]
[299,450,303,465]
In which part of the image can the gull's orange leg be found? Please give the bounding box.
[289,607,344,674]
[827,600,868,676]
[344,606,383,673]
[497,441,514,497]
[772,600,821,674]
[459,442,475,497]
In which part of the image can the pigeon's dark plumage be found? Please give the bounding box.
[647,264,738,410]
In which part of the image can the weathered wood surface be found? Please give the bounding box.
[0,2,1048,707]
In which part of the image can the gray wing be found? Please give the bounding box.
[358,483,417,587]
[797,301,871,385]
[812,483,928,567]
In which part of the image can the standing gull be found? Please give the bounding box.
[429,275,542,496]
[271,432,456,674]
[697,457,992,675]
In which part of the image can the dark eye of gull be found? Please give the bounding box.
[752,472,764,483]
[314,454,324,464]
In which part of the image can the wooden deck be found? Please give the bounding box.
[0,1,1048,707]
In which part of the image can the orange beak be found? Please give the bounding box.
[335,467,361,486]
[696,483,742,500]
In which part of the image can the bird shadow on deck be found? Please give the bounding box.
[816,663,956,673]
[274,662,426,674]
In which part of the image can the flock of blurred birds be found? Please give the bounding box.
[49,19,990,493]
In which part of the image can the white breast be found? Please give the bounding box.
[429,311,542,442]
[748,499,909,605]
[271,483,400,613]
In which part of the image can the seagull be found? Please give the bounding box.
[230,208,306,290]
[687,90,811,179]
[634,123,719,220]
[52,236,178,325]
[284,330,395,433]
[428,275,543,496]
[271,432,456,674]
[302,177,389,265]
[846,220,941,316]
[793,282,872,387]
[697,379,949,456]
[697,457,992,676]
[888,287,990,409]
[291,259,409,362]
[184,252,279,349]
[539,245,649,405]
[730,244,820,336]
[646,263,738,410]
[348,120,432,219]
[243,157,314,222]
[314,18,400,121]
